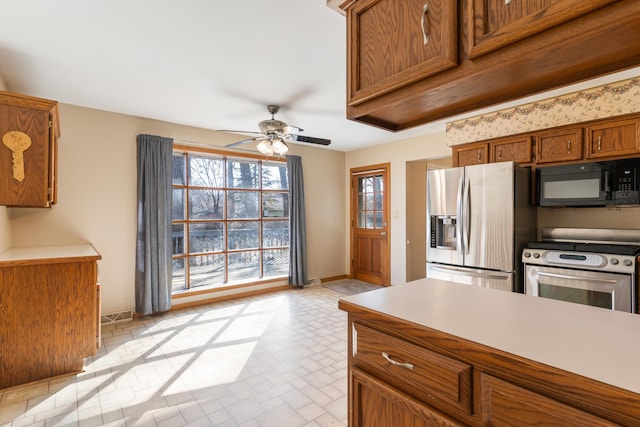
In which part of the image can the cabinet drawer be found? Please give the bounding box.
[353,323,472,415]
[535,128,583,164]
[480,374,616,426]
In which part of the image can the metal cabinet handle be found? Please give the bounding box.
[567,140,571,153]
[597,135,602,151]
[382,352,414,370]
[477,150,481,161]
[381,231,387,236]
[420,3,430,45]
[498,147,502,160]
[505,0,513,4]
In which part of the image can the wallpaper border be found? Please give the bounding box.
[445,77,640,146]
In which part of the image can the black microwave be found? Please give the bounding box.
[536,158,640,207]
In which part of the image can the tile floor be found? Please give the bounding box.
[0,285,351,427]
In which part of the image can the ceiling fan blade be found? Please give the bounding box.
[291,135,331,146]
[225,137,259,148]
[218,129,265,135]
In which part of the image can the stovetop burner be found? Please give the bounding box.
[526,241,640,256]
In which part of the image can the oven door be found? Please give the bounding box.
[525,265,633,312]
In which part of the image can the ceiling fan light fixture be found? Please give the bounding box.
[272,138,290,155]
[256,139,274,156]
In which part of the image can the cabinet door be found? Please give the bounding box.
[535,128,583,164]
[346,0,457,105]
[453,143,488,167]
[491,136,532,164]
[352,368,463,427]
[467,0,616,58]
[585,118,640,159]
[480,374,617,426]
[0,106,51,206]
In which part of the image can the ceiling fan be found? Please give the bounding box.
[223,105,331,155]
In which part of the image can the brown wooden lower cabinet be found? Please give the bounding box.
[0,245,101,389]
[352,368,461,427]
[344,313,640,426]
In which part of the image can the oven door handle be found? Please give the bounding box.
[536,271,619,284]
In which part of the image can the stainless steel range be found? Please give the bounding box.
[522,228,640,313]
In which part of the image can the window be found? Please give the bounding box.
[172,150,289,293]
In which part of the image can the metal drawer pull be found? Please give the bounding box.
[567,140,571,153]
[597,135,602,151]
[382,352,414,370]
[505,0,513,4]
[420,3,430,45]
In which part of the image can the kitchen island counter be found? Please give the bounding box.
[339,278,640,425]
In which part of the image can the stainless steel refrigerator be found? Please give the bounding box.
[426,161,536,293]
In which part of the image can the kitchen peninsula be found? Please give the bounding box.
[339,279,640,426]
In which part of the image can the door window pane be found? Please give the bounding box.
[189,222,224,253]
[356,173,385,229]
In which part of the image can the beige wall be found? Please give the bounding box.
[0,207,9,253]
[345,131,450,285]
[538,206,640,234]
[8,104,346,314]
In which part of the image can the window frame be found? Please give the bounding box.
[172,144,289,294]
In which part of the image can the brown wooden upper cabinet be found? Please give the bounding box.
[0,91,59,207]
[490,136,533,164]
[341,1,640,132]
[585,118,640,159]
[534,127,583,164]
[452,142,488,167]
[345,0,457,106]
[467,0,617,59]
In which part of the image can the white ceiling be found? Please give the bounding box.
[1,0,639,152]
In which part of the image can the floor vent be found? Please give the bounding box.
[101,310,133,324]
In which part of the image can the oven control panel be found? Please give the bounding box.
[522,249,636,274]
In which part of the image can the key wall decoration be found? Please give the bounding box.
[2,130,32,182]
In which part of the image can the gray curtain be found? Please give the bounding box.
[135,134,173,315]
[287,155,308,286]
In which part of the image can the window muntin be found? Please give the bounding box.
[172,152,289,292]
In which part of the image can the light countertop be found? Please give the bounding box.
[0,244,101,265]
[339,278,640,394]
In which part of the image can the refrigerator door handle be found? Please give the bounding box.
[463,176,471,255]
[456,176,464,254]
